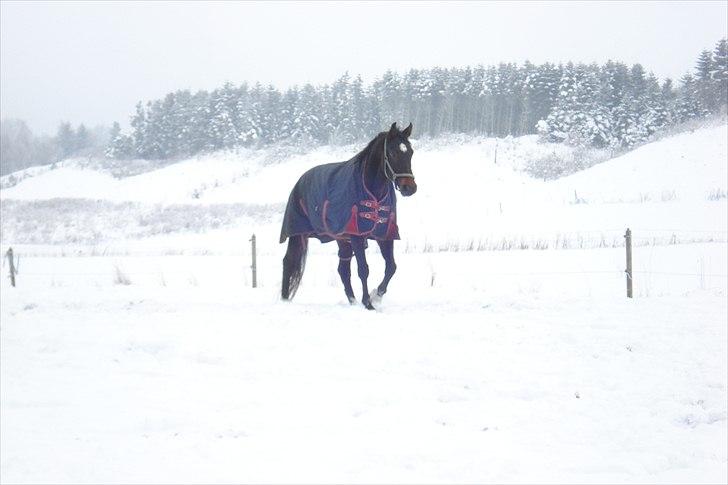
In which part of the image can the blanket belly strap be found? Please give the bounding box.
[359,212,388,224]
[359,200,391,212]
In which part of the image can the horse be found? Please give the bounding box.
[279,122,417,309]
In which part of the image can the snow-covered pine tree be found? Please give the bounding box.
[241,83,265,146]
[156,93,181,157]
[611,64,651,147]
[373,70,403,131]
[328,73,353,144]
[478,65,498,135]
[428,67,448,136]
[502,63,524,136]
[347,75,367,142]
[107,122,121,152]
[55,122,76,159]
[401,69,422,135]
[712,38,728,110]
[675,73,707,122]
[184,90,212,154]
[490,64,508,136]
[660,78,677,122]
[675,73,708,122]
[695,49,717,112]
[165,90,193,157]
[143,99,170,159]
[469,64,487,134]
[105,121,135,159]
[452,66,475,133]
[130,102,151,158]
[522,62,560,136]
[539,63,575,144]
[290,84,323,145]
[280,86,299,143]
[261,85,282,145]
[317,84,335,144]
[74,124,90,155]
[208,83,241,150]
[234,84,257,147]
[231,83,250,144]
[641,73,670,137]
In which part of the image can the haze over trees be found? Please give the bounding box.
[0,120,109,176]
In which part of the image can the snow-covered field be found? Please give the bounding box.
[1,123,727,483]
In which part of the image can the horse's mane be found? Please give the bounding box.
[352,132,385,164]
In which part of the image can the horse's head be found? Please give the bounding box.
[384,122,417,197]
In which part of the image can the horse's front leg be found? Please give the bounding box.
[371,240,397,303]
[350,236,374,310]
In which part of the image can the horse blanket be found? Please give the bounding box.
[280,159,400,243]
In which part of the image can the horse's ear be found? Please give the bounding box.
[402,122,412,138]
[388,122,398,137]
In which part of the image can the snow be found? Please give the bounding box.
[1,249,726,483]
[1,125,726,483]
[554,124,728,203]
[1,168,119,201]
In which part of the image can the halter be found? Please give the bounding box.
[382,136,415,185]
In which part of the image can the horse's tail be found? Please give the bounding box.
[281,235,308,300]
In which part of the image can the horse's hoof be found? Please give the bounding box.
[364,301,375,310]
[348,296,357,305]
[370,290,383,304]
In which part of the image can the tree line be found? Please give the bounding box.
[1,39,725,176]
[106,38,726,160]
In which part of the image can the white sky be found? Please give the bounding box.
[1,0,726,135]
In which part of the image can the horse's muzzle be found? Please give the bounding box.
[397,177,417,197]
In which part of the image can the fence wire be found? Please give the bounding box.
[2,229,726,286]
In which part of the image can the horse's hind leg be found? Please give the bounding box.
[336,240,356,304]
[371,240,397,302]
[351,236,374,310]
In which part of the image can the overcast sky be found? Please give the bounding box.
[1,0,726,136]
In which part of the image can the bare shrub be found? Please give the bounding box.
[707,188,727,201]
[114,265,131,285]
[524,146,611,180]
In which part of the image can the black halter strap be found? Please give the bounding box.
[382,136,414,184]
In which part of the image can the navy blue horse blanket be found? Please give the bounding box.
[280,159,400,243]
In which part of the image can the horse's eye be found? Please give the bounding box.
[399,143,407,153]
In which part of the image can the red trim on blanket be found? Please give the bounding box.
[385,211,398,239]
[298,198,309,217]
[286,230,398,242]
[361,159,393,209]
[343,205,360,234]
[321,199,332,234]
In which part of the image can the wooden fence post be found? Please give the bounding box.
[6,247,17,287]
[250,234,257,288]
[625,228,633,298]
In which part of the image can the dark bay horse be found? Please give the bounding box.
[280,122,417,309]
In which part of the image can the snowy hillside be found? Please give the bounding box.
[1,124,726,484]
[1,123,726,252]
